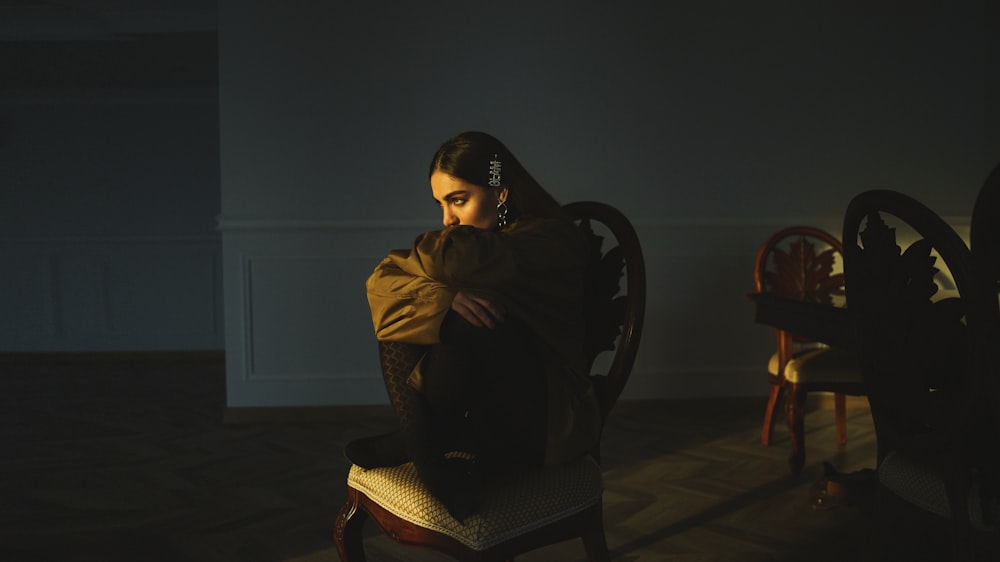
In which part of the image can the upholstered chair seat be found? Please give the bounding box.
[767,346,861,385]
[347,456,603,551]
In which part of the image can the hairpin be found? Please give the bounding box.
[488,154,502,187]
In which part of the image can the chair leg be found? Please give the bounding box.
[785,383,807,476]
[581,529,611,562]
[761,383,783,446]
[834,393,847,445]
[334,489,369,562]
[581,505,611,562]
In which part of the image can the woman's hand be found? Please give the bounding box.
[451,291,505,329]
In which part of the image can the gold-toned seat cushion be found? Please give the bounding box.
[768,346,861,384]
[347,455,602,551]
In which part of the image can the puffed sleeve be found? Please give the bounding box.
[365,250,456,344]
[366,226,515,345]
[366,219,584,346]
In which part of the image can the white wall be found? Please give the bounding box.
[216,0,994,406]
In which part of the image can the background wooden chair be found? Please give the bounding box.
[334,201,646,562]
[842,183,1000,561]
[751,226,866,475]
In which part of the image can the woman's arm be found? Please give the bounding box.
[368,217,584,341]
[366,257,455,344]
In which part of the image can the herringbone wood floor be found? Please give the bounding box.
[1,357,881,561]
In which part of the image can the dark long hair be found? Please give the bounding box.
[428,131,564,221]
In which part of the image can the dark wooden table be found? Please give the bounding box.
[747,292,854,349]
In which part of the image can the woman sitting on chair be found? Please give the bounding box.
[347,131,601,520]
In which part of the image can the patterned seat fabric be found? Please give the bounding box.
[879,438,999,530]
[347,456,603,550]
[879,449,952,519]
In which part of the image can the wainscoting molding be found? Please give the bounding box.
[219,218,433,408]
[218,214,971,407]
[0,236,223,353]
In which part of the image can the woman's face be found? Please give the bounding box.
[430,170,507,230]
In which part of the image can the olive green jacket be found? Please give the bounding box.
[365,216,601,465]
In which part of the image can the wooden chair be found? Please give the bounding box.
[970,163,1000,500]
[969,164,1000,560]
[842,184,1000,561]
[334,201,646,561]
[751,226,866,475]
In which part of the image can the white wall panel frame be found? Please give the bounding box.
[219,219,434,407]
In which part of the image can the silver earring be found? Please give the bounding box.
[497,201,509,229]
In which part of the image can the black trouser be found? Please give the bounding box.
[375,311,547,518]
[421,311,548,472]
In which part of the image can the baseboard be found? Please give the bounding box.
[220,392,870,425]
[0,350,225,364]
[810,393,870,410]
[222,404,392,425]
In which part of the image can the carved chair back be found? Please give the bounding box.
[563,201,646,426]
[753,226,847,375]
[842,186,1000,559]
[755,225,846,323]
[843,189,974,461]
